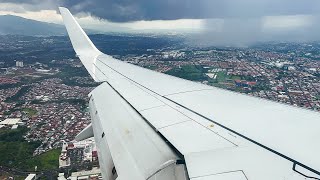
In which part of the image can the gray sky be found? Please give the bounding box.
[0,0,319,45]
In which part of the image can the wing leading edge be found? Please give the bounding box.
[59,7,320,180]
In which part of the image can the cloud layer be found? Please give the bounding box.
[63,0,320,22]
[1,0,320,22]
[1,0,320,45]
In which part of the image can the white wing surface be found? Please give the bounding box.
[59,7,320,180]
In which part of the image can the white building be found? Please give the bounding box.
[25,174,36,180]
[69,168,101,180]
[0,118,22,129]
[16,61,24,67]
[0,118,20,125]
[58,173,67,180]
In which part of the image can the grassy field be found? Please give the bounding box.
[229,75,241,80]
[208,71,227,85]
[25,148,61,171]
[22,108,38,117]
[216,71,228,82]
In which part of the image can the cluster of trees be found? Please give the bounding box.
[0,128,40,169]
[166,65,207,81]
[0,127,60,172]
[5,86,30,103]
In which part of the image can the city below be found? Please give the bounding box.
[0,34,319,179]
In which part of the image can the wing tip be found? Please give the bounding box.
[58,7,68,16]
[58,7,68,12]
[58,6,100,54]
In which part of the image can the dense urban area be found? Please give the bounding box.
[0,34,319,179]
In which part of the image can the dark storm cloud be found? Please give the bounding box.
[0,0,61,11]
[1,0,320,45]
[1,0,319,22]
[60,0,203,22]
[62,0,320,22]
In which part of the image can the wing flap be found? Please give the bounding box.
[185,146,307,180]
[166,89,320,172]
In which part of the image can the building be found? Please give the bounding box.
[16,61,24,67]
[0,118,22,129]
[58,173,67,180]
[59,138,100,179]
[0,118,21,125]
[11,124,19,129]
[59,138,99,168]
[25,174,36,180]
[69,168,101,180]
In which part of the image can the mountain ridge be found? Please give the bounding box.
[0,15,66,36]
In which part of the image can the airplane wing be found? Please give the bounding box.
[59,7,320,180]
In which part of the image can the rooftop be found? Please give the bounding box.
[25,174,36,180]
[0,118,20,125]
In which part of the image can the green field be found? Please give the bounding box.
[229,75,241,80]
[22,108,38,117]
[25,148,61,171]
[207,71,227,85]
[216,71,228,82]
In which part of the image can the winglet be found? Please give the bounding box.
[59,7,101,55]
[59,7,102,81]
